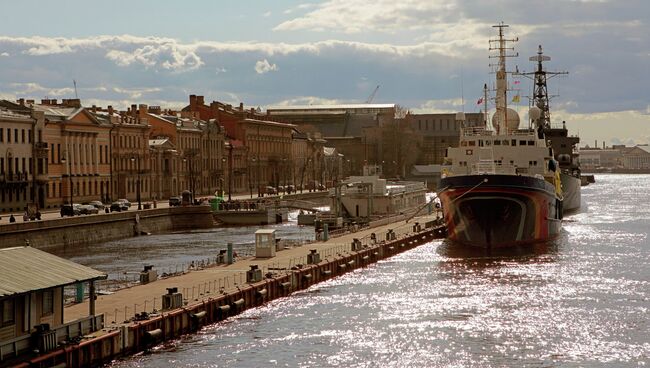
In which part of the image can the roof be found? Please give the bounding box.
[0,246,106,297]
[255,229,276,234]
[267,104,395,111]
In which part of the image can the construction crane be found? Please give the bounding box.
[365,85,380,103]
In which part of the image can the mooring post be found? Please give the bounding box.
[227,242,234,264]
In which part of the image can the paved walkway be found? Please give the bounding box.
[65,213,438,324]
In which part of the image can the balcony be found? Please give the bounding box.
[1,172,28,183]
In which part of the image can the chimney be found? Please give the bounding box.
[602,141,605,149]
[108,105,114,116]
[197,96,204,106]
[18,98,25,106]
[239,102,244,111]
[139,104,148,117]
[189,94,197,111]
[131,104,137,117]
[51,99,57,105]
[26,99,34,105]
[41,99,49,105]
[92,105,97,113]
[250,107,255,115]
[595,140,597,148]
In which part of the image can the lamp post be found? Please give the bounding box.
[220,157,226,198]
[130,156,142,210]
[183,155,195,204]
[227,144,233,201]
[61,152,73,205]
[282,157,287,194]
[249,157,256,199]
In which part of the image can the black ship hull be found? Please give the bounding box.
[439,174,562,249]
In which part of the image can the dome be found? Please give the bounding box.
[491,108,520,132]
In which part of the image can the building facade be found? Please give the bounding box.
[406,112,485,165]
[0,105,48,214]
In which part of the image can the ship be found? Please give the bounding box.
[520,45,582,212]
[438,23,563,248]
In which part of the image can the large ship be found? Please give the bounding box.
[521,45,582,212]
[438,23,563,248]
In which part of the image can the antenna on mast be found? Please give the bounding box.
[73,79,79,99]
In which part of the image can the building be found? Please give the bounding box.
[580,147,623,169]
[184,96,295,196]
[619,145,650,169]
[0,104,48,214]
[267,104,395,174]
[406,112,485,165]
[0,246,106,362]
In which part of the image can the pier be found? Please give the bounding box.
[11,213,444,367]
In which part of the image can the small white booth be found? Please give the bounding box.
[255,229,276,258]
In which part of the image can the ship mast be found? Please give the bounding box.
[483,83,489,128]
[518,45,568,129]
[489,22,518,135]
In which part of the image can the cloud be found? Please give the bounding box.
[9,82,74,97]
[274,0,463,34]
[254,59,278,74]
[0,52,8,57]
[112,86,162,99]
[262,11,272,17]
[268,96,345,108]
[105,43,203,72]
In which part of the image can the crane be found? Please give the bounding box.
[365,85,380,103]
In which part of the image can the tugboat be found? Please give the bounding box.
[519,45,582,212]
[438,23,563,248]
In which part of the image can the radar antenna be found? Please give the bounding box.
[515,45,568,129]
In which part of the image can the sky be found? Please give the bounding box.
[0,0,648,147]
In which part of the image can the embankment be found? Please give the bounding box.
[0,206,215,251]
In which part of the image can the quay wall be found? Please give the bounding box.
[0,206,215,251]
[16,225,445,368]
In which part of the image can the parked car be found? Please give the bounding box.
[287,184,296,194]
[60,204,80,217]
[79,204,99,215]
[88,200,105,210]
[117,199,131,208]
[110,201,129,212]
[169,196,182,207]
[265,186,277,195]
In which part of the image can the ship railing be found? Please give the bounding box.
[462,127,494,136]
[470,163,517,175]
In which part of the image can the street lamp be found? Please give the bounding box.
[183,156,194,204]
[227,144,233,201]
[60,152,73,205]
[221,157,226,198]
[130,156,142,210]
[249,157,256,199]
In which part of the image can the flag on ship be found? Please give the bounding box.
[477,97,483,105]
[512,94,520,103]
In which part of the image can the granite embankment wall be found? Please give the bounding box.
[0,206,215,251]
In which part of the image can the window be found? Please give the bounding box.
[519,140,526,146]
[14,129,18,143]
[528,140,535,146]
[0,128,3,142]
[468,141,476,146]
[42,290,54,315]
[7,128,10,143]
[494,140,501,146]
[21,129,25,143]
[1,298,15,326]
[511,139,517,146]
[28,129,32,143]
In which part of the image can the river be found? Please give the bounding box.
[103,174,648,366]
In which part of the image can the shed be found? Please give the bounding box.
[0,246,107,361]
[255,229,276,258]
